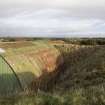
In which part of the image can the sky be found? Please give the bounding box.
[0,0,105,37]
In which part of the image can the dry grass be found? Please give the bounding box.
[1,39,105,105]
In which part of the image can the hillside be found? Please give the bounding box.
[47,44,105,91]
[15,43,105,105]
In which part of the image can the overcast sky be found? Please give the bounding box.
[0,0,105,37]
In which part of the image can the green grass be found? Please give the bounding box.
[1,86,105,105]
[0,56,21,95]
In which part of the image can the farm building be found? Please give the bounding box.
[0,41,63,96]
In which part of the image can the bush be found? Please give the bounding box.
[63,38,105,45]
[80,39,97,45]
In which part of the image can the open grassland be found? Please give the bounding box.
[1,39,105,105]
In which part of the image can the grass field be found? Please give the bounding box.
[1,38,105,105]
[1,87,105,105]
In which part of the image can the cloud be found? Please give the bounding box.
[0,9,105,37]
[0,0,105,8]
[0,0,105,37]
